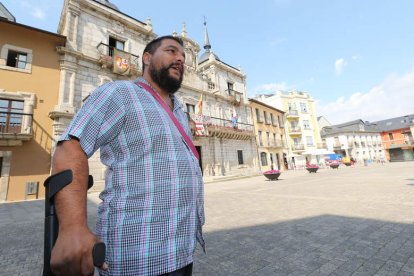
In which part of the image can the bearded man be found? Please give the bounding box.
[50,36,204,276]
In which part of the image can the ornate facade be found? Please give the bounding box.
[53,0,259,189]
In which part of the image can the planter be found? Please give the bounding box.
[263,172,281,180]
[306,167,319,173]
[330,164,339,169]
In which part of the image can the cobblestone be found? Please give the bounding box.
[1,161,414,275]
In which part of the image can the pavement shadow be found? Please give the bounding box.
[0,197,100,275]
[405,179,414,186]
[193,215,414,275]
[2,200,414,275]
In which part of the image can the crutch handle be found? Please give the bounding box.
[43,170,106,275]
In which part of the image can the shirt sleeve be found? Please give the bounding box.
[59,81,127,157]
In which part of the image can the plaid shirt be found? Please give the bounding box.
[59,78,205,275]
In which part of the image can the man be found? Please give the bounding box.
[50,36,204,275]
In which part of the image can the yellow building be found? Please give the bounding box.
[256,91,324,168]
[0,18,66,201]
[249,99,287,171]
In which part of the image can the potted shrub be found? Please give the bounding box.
[306,164,319,173]
[329,160,340,169]
[263,170,281,180]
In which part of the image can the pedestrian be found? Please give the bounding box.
[50,36,204,276]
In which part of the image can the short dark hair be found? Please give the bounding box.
[141,35,184,72]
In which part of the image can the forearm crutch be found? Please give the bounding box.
[43,169,106,276]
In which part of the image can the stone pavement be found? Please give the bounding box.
[1,162,414,275]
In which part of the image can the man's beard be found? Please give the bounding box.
[149,63,183,94]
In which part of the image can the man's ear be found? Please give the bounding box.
[143,52,151,68]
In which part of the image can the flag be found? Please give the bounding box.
[195,94,203,115]
[113,48,131,75]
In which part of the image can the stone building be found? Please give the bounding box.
[53,0,259,189]
[0,16,66,201]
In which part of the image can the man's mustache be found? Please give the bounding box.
[168,63,184,75]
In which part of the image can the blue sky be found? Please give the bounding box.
[3,0,414,124]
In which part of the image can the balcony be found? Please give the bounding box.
[288,126,302,135]
[317,142,327,149]
[96,42,140,76]
[286,109,299,119]
[384,138,414,149]
[292,143,305,151]
[226,89,243,106]
[187,113,255,140]
[268,139,285,149]
[0,111,33,146]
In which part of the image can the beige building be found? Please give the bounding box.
[256,91,324,168]
[249,99,287,171]
[0,18,66,201]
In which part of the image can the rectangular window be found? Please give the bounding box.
[0,99,24,133]
[186,103,195,114]
[388,133,394,140]
[303,120,311,130]
[237,150,244,165]
[266,132,270,146]
[7,50,27,69]
[264,111,269,124]
[306,136,314,146]
[300,102,308,113]
[227,82,234,95]
[255,108,262,122]
[278,115,282,126]
[258,131,263,146]
[270,113,275,125]
[208,81,215,90]
[109,36,125,56]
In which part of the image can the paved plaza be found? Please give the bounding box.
[1,162,414,275]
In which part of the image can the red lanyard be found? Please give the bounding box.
[136,82,200,161]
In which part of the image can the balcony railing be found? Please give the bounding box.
[226,89,243,106]
[96,42,140,76]
[288,126,302,134]
[0,111,33,143]
[286,109,299,118]
[292,143,305,151]
[317,142,327,149]
[268,139,285,149]
[187,113,255,140]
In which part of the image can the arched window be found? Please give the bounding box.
[260,152,268,166]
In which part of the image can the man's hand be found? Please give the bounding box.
[50,225,108,275]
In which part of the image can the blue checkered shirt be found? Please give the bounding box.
[59,78,205,275]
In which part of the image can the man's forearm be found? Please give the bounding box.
[51,139,90,230]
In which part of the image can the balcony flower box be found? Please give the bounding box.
[306,164,319,173]
[263,170,281,180]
